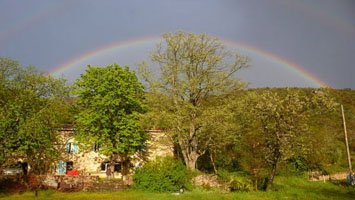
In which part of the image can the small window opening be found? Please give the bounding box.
[66,161,73,171]
[100,162,121,172]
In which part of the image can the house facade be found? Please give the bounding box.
[55,125,174,178]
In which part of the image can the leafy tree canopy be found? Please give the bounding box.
[139,31,248,170]
[73,63,146,176]
[239,88,336,189]
[0,57,70,174]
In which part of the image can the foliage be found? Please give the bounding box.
[73,63,146,176]
[229,177,254,192]
[133,156,190,192]
[217,169,254,191]
[286,156,311,174]
[239,88,336,189]
[139,31,248,170]
[190,88,355,179]
[0,57,70,174]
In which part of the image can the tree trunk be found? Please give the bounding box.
[210,151,218,174]
[173,141,182,159]
[186,158,197,170]
[179,139,200,171]
[183,120,202,171]
[109,154,118,178]
[253,170,259,191]
[121,160,130,176]
[182,149,199,171]
[120,153,130,176]
[267,155,280,190]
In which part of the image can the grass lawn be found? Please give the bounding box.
[0,176,354,200]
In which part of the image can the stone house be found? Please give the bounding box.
[55,125,173,178]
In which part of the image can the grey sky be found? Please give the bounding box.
[0,0,354,88]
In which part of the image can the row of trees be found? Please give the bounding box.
[0,58,148,178]
[0,31,352,190]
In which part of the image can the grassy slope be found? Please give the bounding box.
[1,176,354,200]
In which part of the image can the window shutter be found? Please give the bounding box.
[73,145,79,153]
[67,143,71,153]
[58,161,66,175]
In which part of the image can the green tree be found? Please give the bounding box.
[200,95,240,174]
[139,31,248,170]
[244,89,335,189]
[73,64,146,177]
[0,57,70,174]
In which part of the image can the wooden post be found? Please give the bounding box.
[341,104,353,185]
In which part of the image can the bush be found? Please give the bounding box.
[133,156,190,192]
[217,169,254,192]
[257,176,269,191]
[287,156,311,174]
[229,176,254,192]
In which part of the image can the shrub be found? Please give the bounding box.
[133,156,190,192]
[257,176,269,191]
[217,169,254,192]
[229,176,254,192]
[287,156,311,174]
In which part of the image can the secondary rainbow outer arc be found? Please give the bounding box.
[283,0,355,36]
[2,1,354,43]
[0,2,73,43]
[50,37,328,88]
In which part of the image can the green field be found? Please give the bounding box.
[1,176,354,200]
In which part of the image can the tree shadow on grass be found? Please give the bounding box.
[0,176,31,197]
[0,178,21,197]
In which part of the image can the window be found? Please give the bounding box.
[100,162,121,172]
[93,142,100,152]
[66,161,73,171]
[67,143,79,153]
[114,163,121,172]
[101,162,109,172]
[72,144,78,153]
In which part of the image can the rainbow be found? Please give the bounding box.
[50,36,329,88]
[221,39,329,88]
[50,36,161,76]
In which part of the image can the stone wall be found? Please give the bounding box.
[191,174,222,189]
[85,179,128,192]
[42,175,99,191]
[309,172,348,181]
[41,175,129,192]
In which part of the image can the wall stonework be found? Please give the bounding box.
[309,172,348,182]
[41,175,128,192]
[56,128,173,177]
[145,130,174,160]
